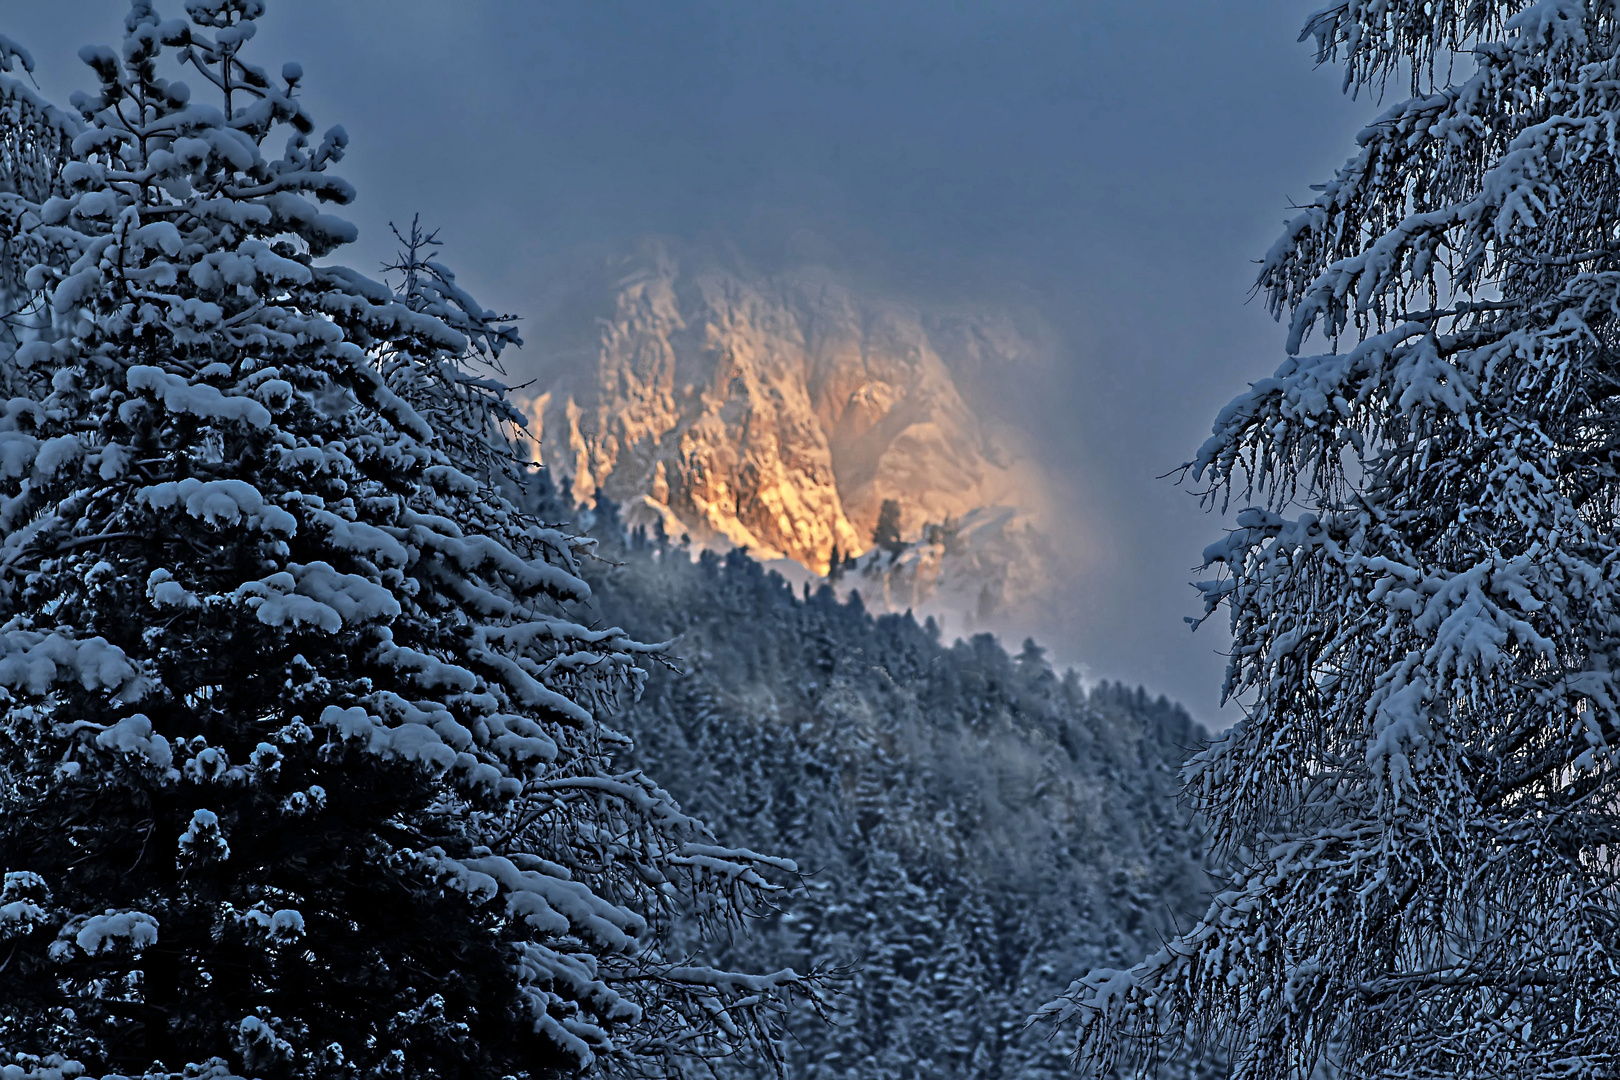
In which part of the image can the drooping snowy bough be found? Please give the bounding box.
[0,3,821,1077]
[1039,3,1620,1079]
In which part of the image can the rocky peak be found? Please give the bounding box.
[516,240,1052,589]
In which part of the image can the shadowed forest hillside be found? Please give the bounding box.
[538,489,1221,1079]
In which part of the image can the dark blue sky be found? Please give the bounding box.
[1,1,1369,723]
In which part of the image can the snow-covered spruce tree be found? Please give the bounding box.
[0,37,76,340]
[0,4,820,1077]
[1038,3,1620,1079]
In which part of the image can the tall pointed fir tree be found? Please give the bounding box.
[1040,3,1620,1079]
[0,4,822,1078]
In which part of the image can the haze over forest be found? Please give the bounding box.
[0,0,1370,722]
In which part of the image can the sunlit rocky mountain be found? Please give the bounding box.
[514,238,1059,624]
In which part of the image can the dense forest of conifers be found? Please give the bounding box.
[550,493,1222,1079]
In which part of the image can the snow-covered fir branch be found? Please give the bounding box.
[1043,3,1620,1078]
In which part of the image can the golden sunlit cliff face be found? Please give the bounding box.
[517,241,1052,577]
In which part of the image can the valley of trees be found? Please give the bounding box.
[550,495,1218,1080]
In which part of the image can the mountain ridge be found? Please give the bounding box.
[515,239,1056,588]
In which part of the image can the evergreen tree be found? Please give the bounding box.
[1043,3,1620,1078]
[0,5,817,1077]
[870,500,904,556]
[0,37,75,330]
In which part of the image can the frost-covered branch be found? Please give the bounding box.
[1041,3,1620,1078]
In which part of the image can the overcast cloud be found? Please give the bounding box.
[0,1,1371,725]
